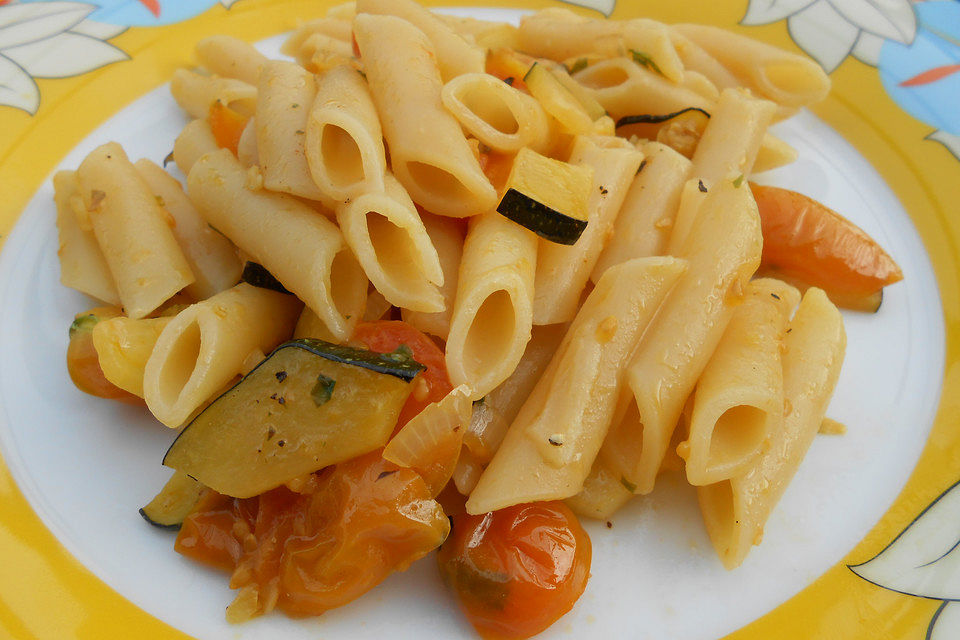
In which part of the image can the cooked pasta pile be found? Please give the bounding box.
[53,0,903,636]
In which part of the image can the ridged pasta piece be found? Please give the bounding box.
[256,60,326,201]
[673,24,831,109]
[573,57,711,121]
[54,170,119,304]
[691,88,776,188]
[134,159,242,300]
[602,179,763,495]
[335,173,444,312]
[76,143,194,319]
[446,212,537,400]
[170,69,256,119]
[401,213,464,340]
[441,73,551,154]
[356,0,485,81]
[306,65,386,207]
[682,278,800,486]
[466,257,687,515]
[698,287,845,569]
[534,135,643,325]
[591,141,691,281]
[173,119,219,177]
[354,14,496,218]
[518,8,683,83]
[195,35,266,86]
[143,283,301,427]
[187,149,366,341]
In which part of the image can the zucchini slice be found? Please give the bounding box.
[240,261,290,294]
[549,66,606,121]
[496,147,592,245]
[615,107,711,129]
[524,62,595,135]
[139,471,205,530]
[163,339,425,498]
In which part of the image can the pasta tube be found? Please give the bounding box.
[682,278,800,486]
[673,24,831,109]
[143,283,301,427]
[92,316,172,397]
[306,65,386,206]
[356,0,485,81]
[446,212,537,400]
[401,213,464,340]
[293,306,340,343]
[441,73,552,154]
[353,14,497,218]
[281,17,352,60]
[187,149,366,341]
[256,60,326,201]
[665,178,710,257]
[170,69,256,119]
[173,119,219,177]
[54,170,119,304]
[134,159,242,300]
[76,143,194,319]
[335,173,444,312]
[591,141,691,281]
[753,133,798,173]
[534,135,643,325]
[466,257,687,515]
[602,179,763,495]
[668,30,739,93]
[195,35,266,86]
[439,15,520,49]
[698,287,845,569]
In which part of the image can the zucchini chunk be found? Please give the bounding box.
[496,147,592,245]
[524,62,595,135]
[240,261,290,294]
[139,471,205,530]
[163,339,425,498]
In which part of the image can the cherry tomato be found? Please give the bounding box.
[438,501,592,640]
[352,320,453,428]
[208,101,249,156]
[66,307,143,405]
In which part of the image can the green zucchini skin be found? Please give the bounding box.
[497,188,588,245]
[139,508,183,531]
[286,339,425,381]
[240,261,291,294]
[615,107,711,129]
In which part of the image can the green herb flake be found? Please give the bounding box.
[155,195,165,208]
[733,174,745,188]
[568,57,588,74]
[69,314,99,338]
[630,49,663,76]
[620,476,637,493]
[311,374,336,407]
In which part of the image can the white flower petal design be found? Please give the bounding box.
[788,1,859,73]
[220,0,241,7]
[849,480,960,601]
[0,53,40,114]
[929,131,960,163]
[3,32,128,79]
[929,602,960,640]
[0,2,95,50]
[559,0,616,17]
[825,0,916,44]
[851,30,884,67]
[741,0,818,25]
[71,19,127,41]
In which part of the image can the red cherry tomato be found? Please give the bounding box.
[438,501,592,640]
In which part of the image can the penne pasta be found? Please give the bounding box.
[591,141,691,280]
[256,60,326,201]
[446,212,537,400]
[441,73,552,154]
[170,69,256,119]
[306,65,386,207]
[665,178,710,257]
[466,257,687,514]
[76,143,194,319]
[54,170,120,305]
[534,135,643,325]
[681,278,800,486]
[292,306,340,343]
[92,316,172,397]
[353,13,497,218]
[698,287,845,569]
[356,0,485,81]
[143,283,302,427]
[195,35,266,86]
[281,17,353,60]
[439,15,520,49]
[673,24,831,109]
[601,179,763,495]
[753,133,798,173]
[173,119,219,177]
[335,173,444,312]
[134,159,242,301]
[187,149,366,341]
[668,30,739,93]
[566,458,634,520]
[401,213,464,340]
[236,117,258,168]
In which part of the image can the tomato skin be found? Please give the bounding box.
[438,502,592,640]
[208,101,249,156]
[66,307,143,405]
[352,321,453,428]
[751,184,903,305]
